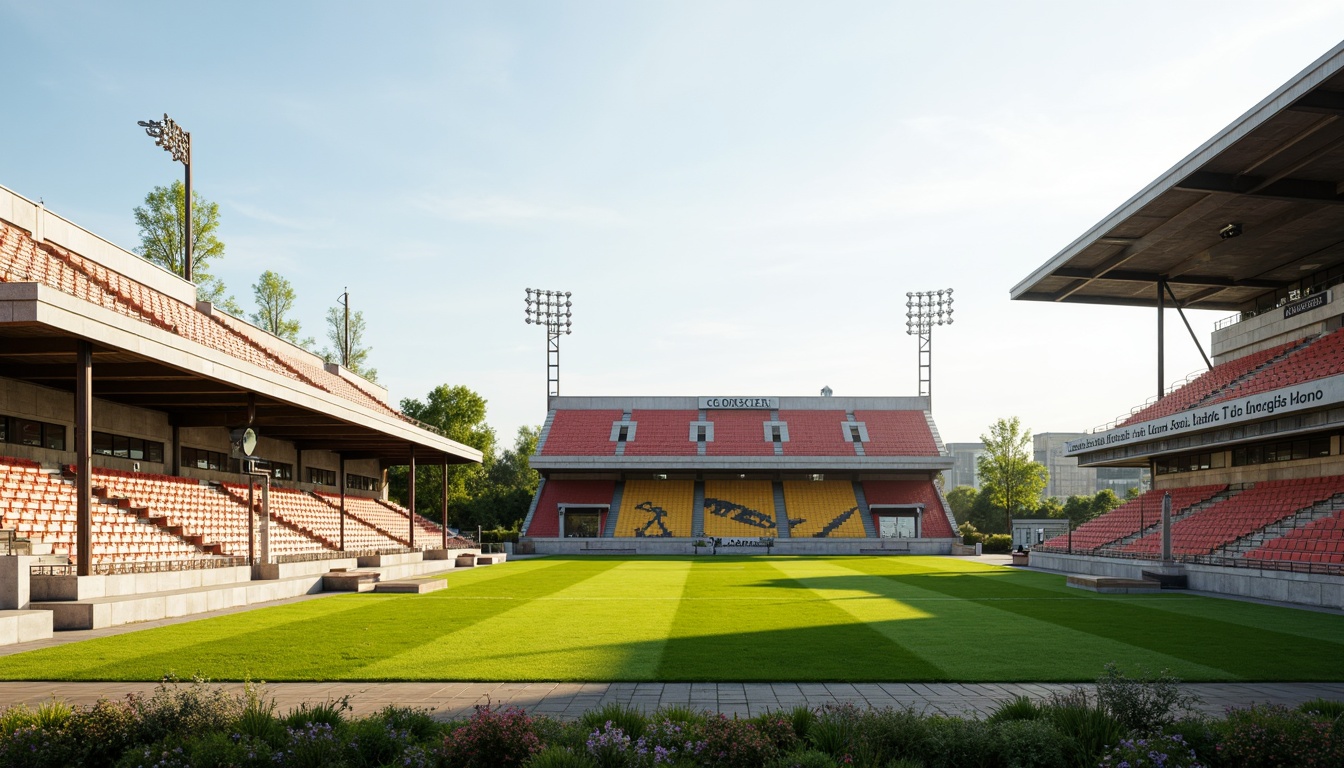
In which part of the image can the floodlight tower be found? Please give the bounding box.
[905,289,954,408]
[136,114,193,281]
[524,288,573,405]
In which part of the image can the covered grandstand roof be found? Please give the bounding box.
[1012,42,1344,312]
[531,395,951,473]
[0,186,480,465]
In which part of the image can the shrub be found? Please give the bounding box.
[1095,662,1201,735]
[783,705,815,743]
[636,717,706,766]
[923,716,997,768]
[855,706,931,765]
[273,721,347,768]
[750,712,800,754]
[988,696,1041,724]
[1297,698,1344,720]
[129,676,246,744]
[585,721,632,768]
[1214,704,1344,768]
[651,705,705,728]
[527,745,600,768]
[281,696,351,731]
[65,698,141,767]
[0,724,74,768]
[580,703,648,741]
[992,719,1067,768]
[700,714,782,767]
[1098,733,1205,768]
[441,704,543,768]
[346,716,429,768]
[981,534,1013,554]
[1037,689,1125,768]
[772,748,838,768]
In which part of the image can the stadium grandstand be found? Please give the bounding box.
[0,183,483,644]
[1012,42,1344,610]
[521,396,958,554]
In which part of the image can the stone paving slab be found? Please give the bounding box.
[0,681,1340,720]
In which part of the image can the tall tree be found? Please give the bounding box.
[976,417,1049,531]
[387,385,497,521]
[945,485,978,524]
[322,300,377,382]
[250,271,314,347]
[132,181,240,313]
[453,425,542,532]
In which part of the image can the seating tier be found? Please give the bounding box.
[861,481,954,538]
[624,410,699,456]
[0,459,211,564]
[1120,339,1299,426]
[705,411,775,456]
[779,411,854,457]
[1214,329,1344,404]
[614,480,694,537]
[225,485,398,552]
[1245,510,1344,564]
[1123,477,1344,556]
[853,411,939,456]
[97,469,323,558]
[541,410,621,456]
[783,481,866,538]
[1037,485,1226,553]
[525,480,615,537]
[702,481,778,537]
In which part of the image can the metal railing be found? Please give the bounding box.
[30,556,247,577]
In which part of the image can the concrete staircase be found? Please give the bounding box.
[773,482,790,538]
[691,482,706,537]
[604,481,624,538]
[853,482,877,538]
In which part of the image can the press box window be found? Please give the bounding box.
[93,432,164,463]
[346,473,378,491]
[308,467,337,486]
[182,446,229,472]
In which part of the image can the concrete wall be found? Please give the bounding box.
[1,377,171,472]
[1151,437,1344,490]
[1029,551,1344,611]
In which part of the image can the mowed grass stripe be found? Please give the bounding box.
[840,558,1344,681]
[654,557,946,681]
[354,559,693,681]
[0,556,1342,682]
[766,558,1227,682]
[0,557,617,681]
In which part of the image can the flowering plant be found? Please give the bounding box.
[1098,733,1205,768]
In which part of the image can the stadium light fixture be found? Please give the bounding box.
[905,288,954,408]
[136,114,194,282]
[524,288,573,405]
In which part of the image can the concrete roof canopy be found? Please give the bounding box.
[1013,42,1344,313]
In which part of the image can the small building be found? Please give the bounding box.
[1012,518,1070,550]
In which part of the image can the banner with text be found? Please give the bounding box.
[698,397,779,409]
[1066,373,1344,456]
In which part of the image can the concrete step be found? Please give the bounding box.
[373,577,447,594]
[0,610,53,645]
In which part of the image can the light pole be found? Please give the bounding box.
[905,289,954,408]
[524,288,572,406]
[136,114,193,281]
[337,288,351,366]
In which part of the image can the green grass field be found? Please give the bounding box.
[2,556,1342,683]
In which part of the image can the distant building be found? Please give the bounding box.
[945,442,985,489]
[1034,432,1147,499]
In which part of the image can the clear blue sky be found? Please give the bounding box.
[3,2,1343,451]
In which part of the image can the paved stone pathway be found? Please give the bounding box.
[0,680,1339,721]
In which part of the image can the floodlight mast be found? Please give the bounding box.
[904,289,954,409]
[524,288,573,407]
[136,114,193,282]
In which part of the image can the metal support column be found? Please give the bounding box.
[1157,279,1166,401]
[408,447,416,548]
[1163,281,1214,372]
[74,341,92,576]
[338,454,346,551]
[441,458,449,550]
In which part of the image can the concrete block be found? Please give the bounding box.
[373,578,447,594]
[455,554,477,568]
[0,610,53,645]
[252,564,280,581]
[0,556,38,609]
[323,571,380,591]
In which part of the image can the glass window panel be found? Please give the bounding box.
[44,425,65,451]
[17,420,41,447]
[147,443,164,463]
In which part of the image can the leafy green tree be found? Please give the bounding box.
[1125,485,1143,500]
[1062,495,1096,527]
[250,271,314,348]
[132,181,240,313]
[452,425,542,532]
[387,385,496,522]
[976,417,1049,531]
[1092,488,1122,517]
[945,485,978,524]
[965,482,1008,533]
[1036,496,1065,518]
[322,301,377,382]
